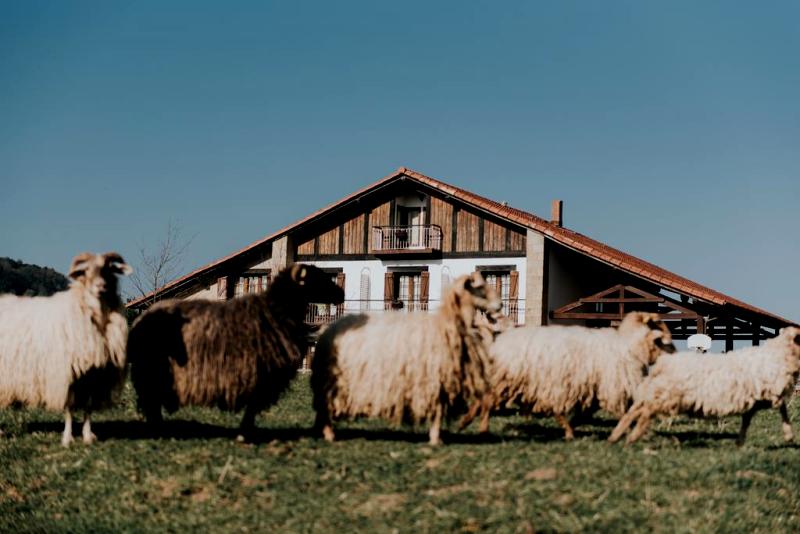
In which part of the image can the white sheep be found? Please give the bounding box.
[311,273,500,446]
[460,312,676,439]
[0,252,132,446]
[609,326,800,446]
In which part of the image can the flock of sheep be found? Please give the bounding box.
[0,251,798,449]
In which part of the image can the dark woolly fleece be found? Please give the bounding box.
[127,264,343,428]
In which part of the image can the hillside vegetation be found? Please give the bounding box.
[0,257,69,297]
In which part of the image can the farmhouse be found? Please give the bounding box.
[128,167,794,349]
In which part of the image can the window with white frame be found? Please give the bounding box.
[234,272,270,297]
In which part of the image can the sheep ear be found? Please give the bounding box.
[290,264,307,285]
[68,252,95,280]
[644,314,662,330]
[470,272,485,288]
[103,252,133,275]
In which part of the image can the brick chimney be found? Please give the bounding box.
[550,200,563,227]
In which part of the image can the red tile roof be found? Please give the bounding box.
[128,168,795,326]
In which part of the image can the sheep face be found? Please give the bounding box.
[451,272,502,318]
[68,252,132,305]
[475,308,514,344]
[289,264,344,304]
[779,326,800,360]
[620,312,676,364]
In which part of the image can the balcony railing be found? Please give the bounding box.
[372,225,443,252]
[305,299,524,326]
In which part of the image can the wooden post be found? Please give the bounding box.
[725,320,734,352]
[696,317,705,335]
[752,321,760,347]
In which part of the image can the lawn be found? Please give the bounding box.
[1,376,799,532]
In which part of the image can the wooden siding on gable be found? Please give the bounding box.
[456,210,480,252]
[370,201,391,226]
[342,214,365,254]
[483,219,506,252]
[297,238,315,255]
[509,228,525,251]
[292,193,526,258]
[429,196,453,252]
[368,201,391,252]
[318,226,339,255]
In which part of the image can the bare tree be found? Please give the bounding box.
[129,219,195,305]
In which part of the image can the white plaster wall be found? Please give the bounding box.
[304,256,526,313]
[184,284,216,301]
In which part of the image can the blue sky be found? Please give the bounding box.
[1,1,798,321]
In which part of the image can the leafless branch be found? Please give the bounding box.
[128,219,196,304]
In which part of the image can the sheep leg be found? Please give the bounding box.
[314,411,335,442]
[609,406,641,443]
[61,409,74,448]
[736,407,757,447]
[457,400,481,431]
[139,395,164,427]
[82,412,97,445]
[477,393,493,434]
[779,401,793,443]
[626,409,654,444]
[554,414,575,441]
[236,404,260,442]
[429,403,444,446]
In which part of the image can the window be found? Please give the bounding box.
[477,266,519,323]
[396,273,421,309]
[483,272,511,301]
[384,269,429,312]
[359,268,370,311]
[441,266,452,292]
[234,272,270,297]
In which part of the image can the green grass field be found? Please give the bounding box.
[1,377,799,532]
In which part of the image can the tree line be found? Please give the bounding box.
[0,257,69,296]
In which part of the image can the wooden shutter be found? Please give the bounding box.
[217,277,228,300]
[384,272,394,310]
[509,270,519,323]
[335,272,346,316]
[419,271,430,310]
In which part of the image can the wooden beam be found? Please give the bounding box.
[552,312,700,321]
[580,297,663,304]
[451,206,459,253]
[363,211,370,253]
[725,320,734,352]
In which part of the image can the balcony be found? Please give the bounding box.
[371,225,443,256]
